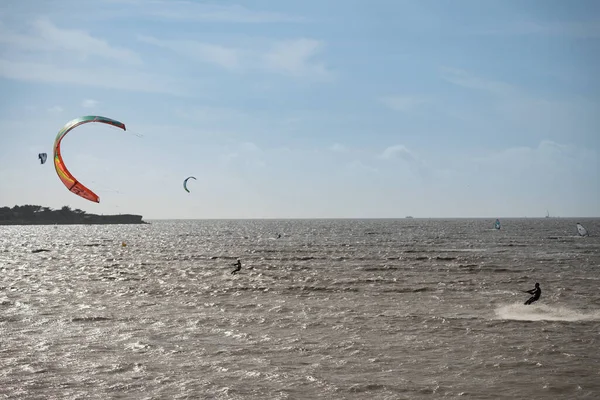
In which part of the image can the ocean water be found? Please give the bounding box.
[1,218,599,399]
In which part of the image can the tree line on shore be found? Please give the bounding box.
[0,205,145,224]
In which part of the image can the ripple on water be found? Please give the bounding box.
[0,219,599,399]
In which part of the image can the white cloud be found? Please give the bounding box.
[240,142,261,153]
[175,106,249,122]
[380,96,428,112]
[379,144,415,161]
[476,140,597,173]
[330,143,347,153]
[106,1,304,23]
[440,67,516,96]
[137,35,241,70]
[378,144,434,180]
[219,141,264,167]
[82,99,99,108]
[263,39,332,80]
[0,59,187,95]
[0,18,196,95]
[440,67,600,144]
[138,35,333,80]
[466,140,599,215]
[47,105,63,113]
[346,160,378,173]
[0,17,142,65]
[152,3,302,23]
[476,20,600,39]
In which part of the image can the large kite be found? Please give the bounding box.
[53,116,126,203]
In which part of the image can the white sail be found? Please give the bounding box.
[577,223,588,237]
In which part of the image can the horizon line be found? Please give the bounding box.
[142,216,600,220]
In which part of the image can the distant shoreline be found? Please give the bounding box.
[0,205,147,225]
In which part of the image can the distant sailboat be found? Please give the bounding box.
[577,223,588,237]
[494,219,501,230]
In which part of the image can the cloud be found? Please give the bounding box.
[105,0,304,23]
[440,67,600,144]
[175,106,249,122]
[441,67,516,96]
[0,17,142,65]
[138,35,333,80]
[476,140,597,173]
[151,3,302,23]
[82,99,98,108]
[467,140,599,214]
[137,35,241,70]
[346,160,378,173]
[378,144,434,180]
[220,141,265,168]
[380,96,428,112]
[171,106,271,137]
[476,20,600,39]
[240,141,261,153]
[0,59,187,95]
[47,105,63,113]
[0,18,195,95]
[379,144,415,161]
[264,39,332,80]
[330,143,347,153]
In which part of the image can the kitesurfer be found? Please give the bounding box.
[524,282,541,305]
[231,259,242,275]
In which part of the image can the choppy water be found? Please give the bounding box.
[1,218,599,399]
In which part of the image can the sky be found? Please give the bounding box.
[0,0,598,219]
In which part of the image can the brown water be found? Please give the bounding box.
[1,218,599,399]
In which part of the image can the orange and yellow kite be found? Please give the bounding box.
[53,116,126,203]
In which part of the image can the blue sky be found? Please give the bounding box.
[1,0,598,218]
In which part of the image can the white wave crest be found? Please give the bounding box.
[494,303,600,322]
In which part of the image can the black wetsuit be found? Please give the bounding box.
[231,260,242,275]
[524,286,541,305]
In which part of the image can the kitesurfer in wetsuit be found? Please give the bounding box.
[524,282,541,305]
[231,259,242,275]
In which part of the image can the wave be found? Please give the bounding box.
[71,316,112,323]
[494,303,600,322]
